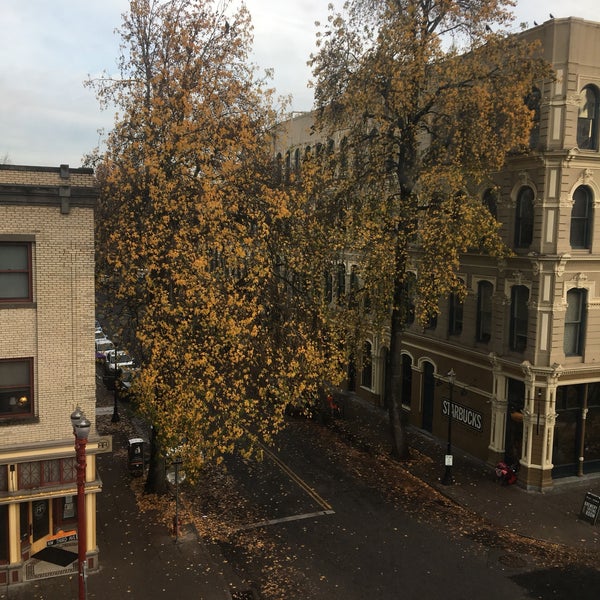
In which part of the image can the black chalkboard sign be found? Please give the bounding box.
[579,492,600,525]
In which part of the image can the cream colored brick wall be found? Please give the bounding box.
[0,166,96,188]
[1,198,96,447]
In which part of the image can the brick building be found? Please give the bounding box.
[273,17,600,490]
[0,164,107,585]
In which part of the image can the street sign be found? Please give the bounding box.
[579,492,600,525]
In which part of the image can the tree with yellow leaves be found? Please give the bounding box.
[309,0,552,458]
[91,0,347,492]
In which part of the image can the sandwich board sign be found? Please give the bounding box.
[579,492,600,525]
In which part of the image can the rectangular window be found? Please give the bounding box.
[0,242,32,302]
[510,286,529,352]
[564,289,586,356]
[476,282,493,342]
[17,458,77,490]
[448,292,463,336]
[0,358,34,420]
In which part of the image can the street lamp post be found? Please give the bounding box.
[70,408,91,600]
[442,369,455,486]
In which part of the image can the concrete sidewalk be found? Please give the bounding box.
[337,391,600,554]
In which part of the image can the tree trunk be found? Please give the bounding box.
[387,306,410,460]
[144,424,168,495]
[387,236,410,460]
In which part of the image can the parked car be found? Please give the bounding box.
[116,367,139,401]
[95,338,115,362]
[105,350,135,373]
[95,329,107,341]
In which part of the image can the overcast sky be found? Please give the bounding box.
[2,0,600,168]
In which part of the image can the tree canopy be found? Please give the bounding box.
[91,0,347,485]
[308,0,552,456]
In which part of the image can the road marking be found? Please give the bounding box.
[258,441,333,511]
[241,509,335,531]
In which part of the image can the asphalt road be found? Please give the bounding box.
[216,418,599,600]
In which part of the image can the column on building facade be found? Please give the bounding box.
[487,354,507,460]
[520,363,560,488]
[7,503,19,564]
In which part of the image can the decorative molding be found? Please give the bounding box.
[581,168,594,185]
[570,272,589,288]
[554,254,570,277]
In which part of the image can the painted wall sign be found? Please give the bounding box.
[442,399,483,432]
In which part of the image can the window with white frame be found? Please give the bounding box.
[448,282,464,336]
[509,285,529,352]
[476,281,493,343]
[570,186,593,249]
[514,186,534,249]
[564,288,587,356]
[577,85,599,151]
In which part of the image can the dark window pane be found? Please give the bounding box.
[515,187,534,248]
[477,281,493,342]
[510,286,529,352]
[570,186,593,249]
[0,243,31,301]
[564,289,586,356]
[577,86,598,150]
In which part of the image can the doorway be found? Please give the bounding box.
[20,500,51,554]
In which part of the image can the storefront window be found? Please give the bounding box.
[553,383,600,476]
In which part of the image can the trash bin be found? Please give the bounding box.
[127,437,145,476]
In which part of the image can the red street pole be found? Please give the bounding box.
[71,408,90,600]
[75,435,87,600]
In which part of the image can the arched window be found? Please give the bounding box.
[361,341,373,389]
[510,285,529,352]
[514,186,534,249]
[564,289,586,356]
[570,186,593,249]
[482,188,498,219]
[294,148,300,173]
[476,281,493,342]
[577,85,599,150]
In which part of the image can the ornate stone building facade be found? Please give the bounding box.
[274,17,600,490]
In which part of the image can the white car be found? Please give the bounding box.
[95,338,115,361]
[105,350,135,373]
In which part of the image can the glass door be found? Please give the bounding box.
[31,500,50,554]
